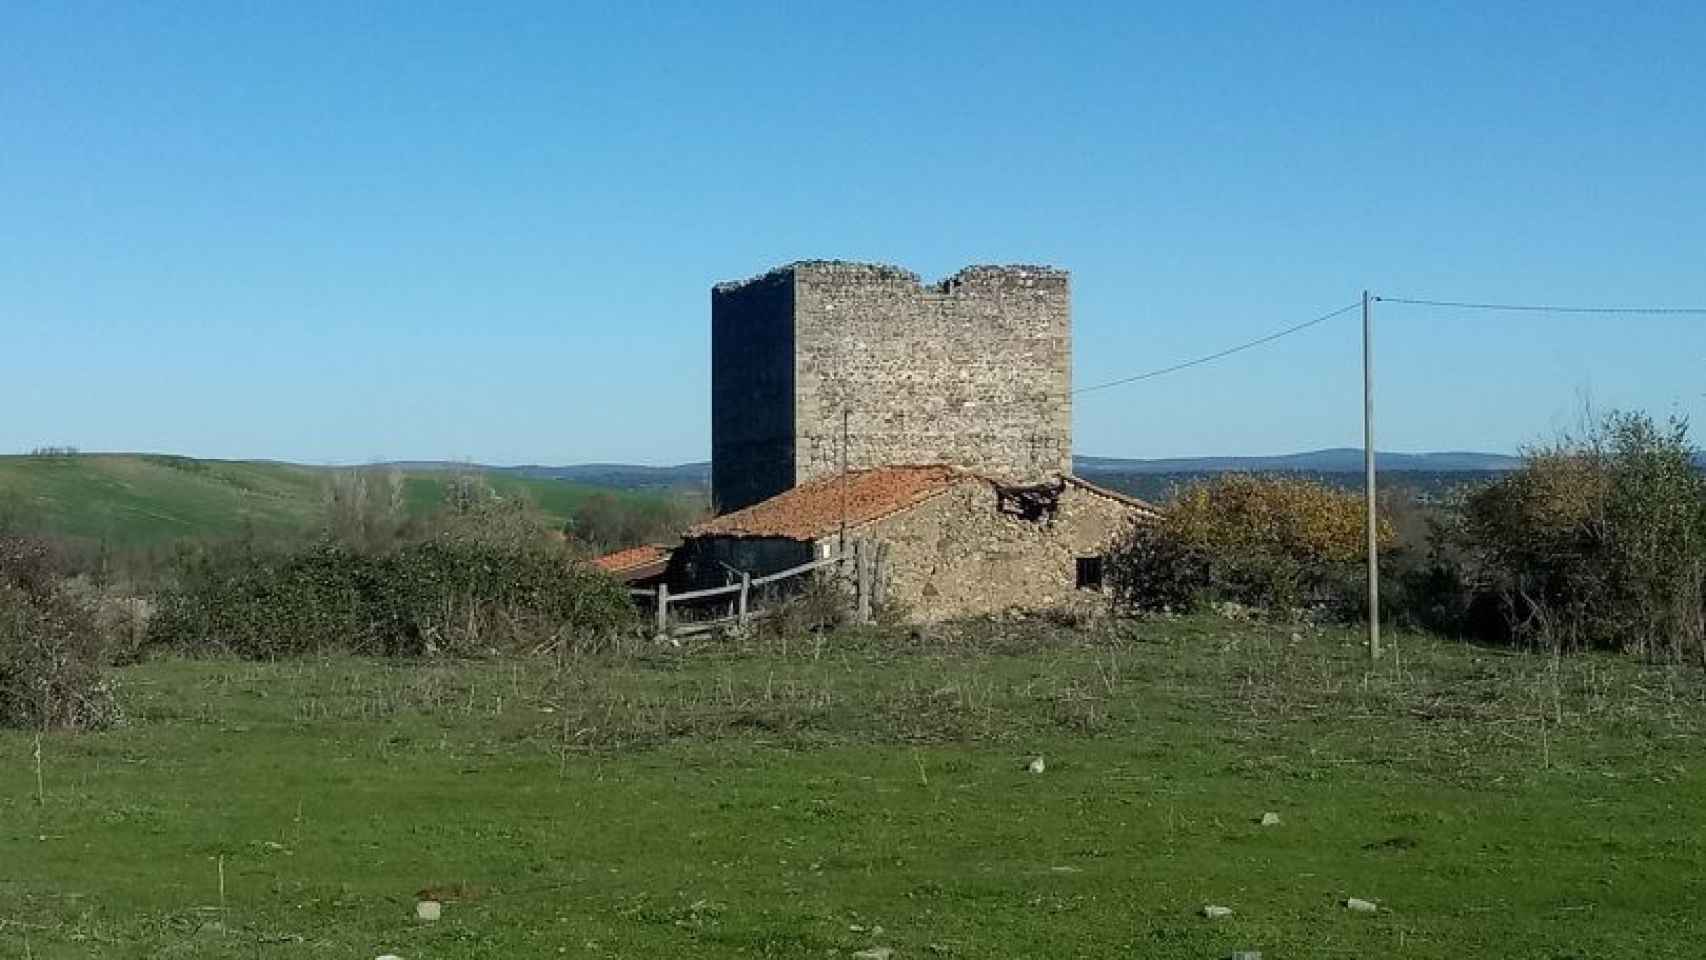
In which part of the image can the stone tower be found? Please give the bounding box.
[711,261,1071,513]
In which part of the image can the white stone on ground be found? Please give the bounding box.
[1260,812,1281,826]
[852,948,893,960]
[1026,756,1046,774]
[1201,904,1233,919]
[1345,897,1379,913]
[415,899,442,921]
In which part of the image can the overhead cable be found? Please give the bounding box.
[1074,301,1362,395]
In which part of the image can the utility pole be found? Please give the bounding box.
[1363,290,1381,660]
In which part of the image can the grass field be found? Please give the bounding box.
[0,454,689,549]
[5,618,1704,958]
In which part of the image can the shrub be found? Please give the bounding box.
[757,575,854,641]
[1443,411,1706,661]
[1107,474,1394,618]
[0,536,121,730]
[148,535,637,659]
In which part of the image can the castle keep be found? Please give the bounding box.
[711,261,1072,512]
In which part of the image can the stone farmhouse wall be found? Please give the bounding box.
[841,479,1140,621]
[711,262,1071,512]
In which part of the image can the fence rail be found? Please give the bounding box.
[637,539,881,642]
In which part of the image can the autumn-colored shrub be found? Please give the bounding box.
[1108,474,1393,617]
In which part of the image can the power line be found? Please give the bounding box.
[1073,300,1361,395]
[1375,296,1706,315]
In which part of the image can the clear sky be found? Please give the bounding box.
[4,2,1703,464]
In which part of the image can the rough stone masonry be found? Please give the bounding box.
[711,261,1072,512]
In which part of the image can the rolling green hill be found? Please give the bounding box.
[0,453,689,548]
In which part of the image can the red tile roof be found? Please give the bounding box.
[689,465,968,540]
[591,544,673,575]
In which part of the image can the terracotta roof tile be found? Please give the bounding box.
[592,544,673,574]
[690,465,968,540]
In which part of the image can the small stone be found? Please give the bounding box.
[1344,897,1379,913]
[1026,756,1046,774]
[1228,952,1263,960]
[1201,904,1233,919]
[1260,812,1281,826]
[376,955,404,960]
[415,900,442,922]
[853,949,893,960]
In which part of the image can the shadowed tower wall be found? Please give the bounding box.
[711,261,1071,513]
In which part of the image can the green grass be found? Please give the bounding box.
[5,618,1705,957]
[0,454,689,549]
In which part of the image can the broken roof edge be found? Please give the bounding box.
[712,260,1067,295]
[1064,475,1164,518]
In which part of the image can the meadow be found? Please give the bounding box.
[5,617,1704,959]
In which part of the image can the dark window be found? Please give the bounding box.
[1076,556,1104,591]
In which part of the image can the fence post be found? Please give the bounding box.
[655,582,669,640]
[738,572,751,626]
[855,539,872,624]
[871,543,887,612]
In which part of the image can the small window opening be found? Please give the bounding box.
[1076,556,1104,591]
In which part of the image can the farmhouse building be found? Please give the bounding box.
[595,260,1157,622]
[673,465,1157,621]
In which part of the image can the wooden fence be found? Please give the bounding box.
[630,539,882,641]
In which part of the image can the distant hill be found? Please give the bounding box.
[1072,449,1522,475]
[384,461,712,489]
[0,454,698,548]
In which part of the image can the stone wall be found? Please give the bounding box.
[793,262,1071,487]
[847,478,1140,621]
[710,261,1071,512]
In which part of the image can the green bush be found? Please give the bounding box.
[149,535,637,659]
[0,536,121,730]
[1442,411,1706,661]
[1107,474,1394,618]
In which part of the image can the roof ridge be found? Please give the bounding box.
[1065,474,1163,516]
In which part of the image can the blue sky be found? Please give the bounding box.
[4,2,1703,464]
